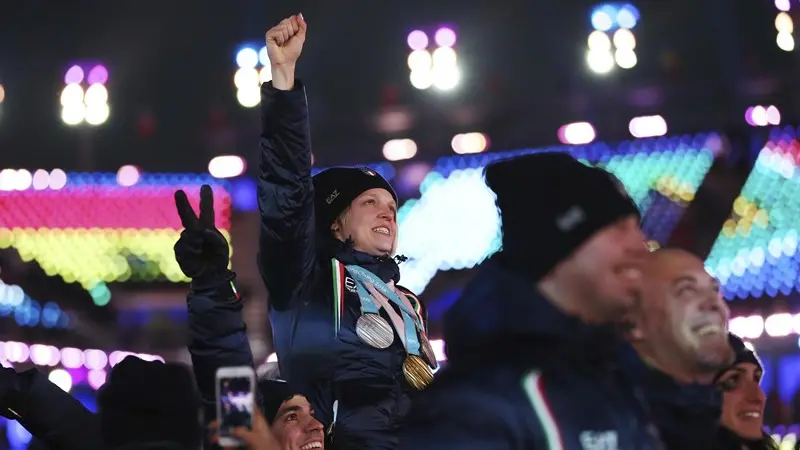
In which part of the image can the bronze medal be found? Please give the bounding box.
[355,314,394,349]
[402,355,434,390]
[418,332,438,369]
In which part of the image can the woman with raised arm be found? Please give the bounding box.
[258,14,435,450]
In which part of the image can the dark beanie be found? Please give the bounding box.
[98,356,202,449]
[259,379,301,424]
[484,152,640,281]
[715,333,763,382]
[313,167,397,233]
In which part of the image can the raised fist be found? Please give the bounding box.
[266,14,307,67]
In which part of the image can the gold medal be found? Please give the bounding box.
[418,332,438,369]
[402,355,433,390]
[355,314,394,349]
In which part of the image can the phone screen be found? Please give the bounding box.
[218,376,254,435]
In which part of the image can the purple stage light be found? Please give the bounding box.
[434,27,457,47]
[407,30,429,50]
[64,65,84,84]
[87,65,109,85]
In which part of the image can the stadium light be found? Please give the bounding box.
[745,105,781,127]
[235,45,271,108]
[407,26,461,91]
[209,155,246,178]
[587,3,639,74]
[60,64,110,126]
[629,115,667,138]
[774,2,795,51]
[382,139,418,161]
[558,122,597,145]
[451,133,489,154]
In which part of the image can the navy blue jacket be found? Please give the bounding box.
[5,368,102,450]
[257,81,425,448]
[399,257,663,450]
[620,346,723,449]
[186,273,256,424]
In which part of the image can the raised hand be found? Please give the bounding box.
[173,184,230,280]
[266,14,307,67]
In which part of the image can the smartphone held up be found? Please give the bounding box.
[216,366,256,447]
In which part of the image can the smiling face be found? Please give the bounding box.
[332,188,398,256]
[544,215,648,324]
[718,362,766,440]
[630,249,734,381]
[270,395,325,450]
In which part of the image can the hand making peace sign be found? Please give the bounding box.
[173,184,230,280]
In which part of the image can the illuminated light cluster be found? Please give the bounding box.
[705,129,800,300]
[587,3,640,74]
[209,155,246,179]
[558,122,597,145]
[234,46,272,108]
[0,82,4,121]
[0,340,162,392]
[60,64,110,126]
[745,105,781,127]
[406,27,461,91]
[0,174,232,302]
[730,313,800,339]
[0,168,68,191]
[629,115,668,138]
[395,133,716,293]
[383,139,418,162]
[451,133,489,155]
[766,424,799,447]
[0,279,69,328]
[774,0,795,51]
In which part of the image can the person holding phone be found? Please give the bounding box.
[257,14,433,450]
[211,379,325,450]
[216,366,257,447]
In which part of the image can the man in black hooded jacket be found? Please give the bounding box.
[400,153,661,449]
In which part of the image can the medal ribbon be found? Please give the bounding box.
[346,265,422,357]
[331,259,347,336]
[364,283,406,349]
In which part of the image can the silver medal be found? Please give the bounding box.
[356,314,394,349]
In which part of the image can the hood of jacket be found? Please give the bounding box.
[443,257,625,367]
[619,343,723,448]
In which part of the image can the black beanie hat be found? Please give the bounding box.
[313,167,397,233]
[715,333,763,382]
[259,379,301,424]
[484,152,640,281]
[98,356,202,449]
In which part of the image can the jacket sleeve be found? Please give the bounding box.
[7,369,102,450]
[187,274,262,424]
[257,80,317,312]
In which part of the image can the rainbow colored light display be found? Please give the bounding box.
[706,127,800,300]
[0,172,231,305]
[396,133,718,293]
